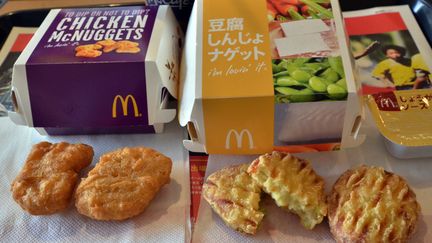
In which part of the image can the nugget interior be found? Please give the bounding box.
[11,142,94,215]
[328,165,420,242]
[75,147,172,220]
[202,164,264,235]
[247,151,327,229]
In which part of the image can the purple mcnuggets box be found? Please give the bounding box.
[10,5,183,135]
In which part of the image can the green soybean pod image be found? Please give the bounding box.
[273,63,283,73]
[303,62,326,74]
[309,76,328,93]
[273,70,290,78]
[285,63,300,76]
[328,56,345,78]
[319,68,340,83]
[275,86,300,96]
[291,70,311,83]
[290,88,316,102]
[276,76,301,86]
[336,78,347,90]
[327,84,347,100]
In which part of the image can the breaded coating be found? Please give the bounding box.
[11,142,94,215]
[96,39,118,53]
[115,40,140,53]
[328,165,420,243]
[247,151,327,229]
[203,164,264,235]
[74,44,102,52]
[75,49,102,58]
[75,147,172,220]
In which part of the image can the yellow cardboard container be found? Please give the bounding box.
[179,0,365,154]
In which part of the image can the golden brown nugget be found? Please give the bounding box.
[203,164,264,235]
[328,165,420,243]
[116,46,141,54]
[96,39,118,53]
[75,49,102,58]
[116,40,139,47]
[11,142,94,215]
[75,44,102,52]
[247,151,327,229]
[75,147,172,220]
[115,40,140,53]
[102,45,118,53]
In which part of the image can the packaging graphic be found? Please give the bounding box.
[179,0,364,154]
[10,5,183,135]
[344,6,432,158]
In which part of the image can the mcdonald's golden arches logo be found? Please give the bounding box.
[112,95,142,118]
[225,129,254,150]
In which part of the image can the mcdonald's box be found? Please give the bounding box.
[10,5,183,135]
[179,0,365,154]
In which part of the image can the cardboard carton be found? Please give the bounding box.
[10,5,183,135]
[179,0,364,154]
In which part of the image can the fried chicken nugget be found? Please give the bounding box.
[115,47,141,53]
[328,165,420,243]
[115,40,140,53]
[116,40,139,47]
[75,44,102,52]
[247,151,327,229]
[75,147,172,220]
[96,39,118,53]
[75,49,102,58]
[203,164,264,235]
[11,142,94,215]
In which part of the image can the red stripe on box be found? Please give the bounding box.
[361,84,396,95]
[11,34,34,52]
[345,12,407,36]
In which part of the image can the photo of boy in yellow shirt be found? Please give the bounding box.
[372,45,431,90]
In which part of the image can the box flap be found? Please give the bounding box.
[179,2,200,127]
[10,9,61,126]
[146,5,184,100]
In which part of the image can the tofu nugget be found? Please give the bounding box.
[75,147,172,220]
[247,151,327,229]
[11,142,94,215]
[328,165,420,243]
[203,164,264,235]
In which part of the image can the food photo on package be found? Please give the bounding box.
[10,5,183,135]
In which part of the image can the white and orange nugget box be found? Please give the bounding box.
[179,0,365,154]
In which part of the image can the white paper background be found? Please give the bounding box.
[275,34,330,57]
[0,117,188,243]
[192,113,432,243]
[280,19,330,37]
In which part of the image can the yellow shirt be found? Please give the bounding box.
[372,59,416,86]
[411,53,432,80]
[411,53,429,70]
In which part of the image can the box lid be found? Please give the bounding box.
[10,5,182,132]
[179,0,364,154]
